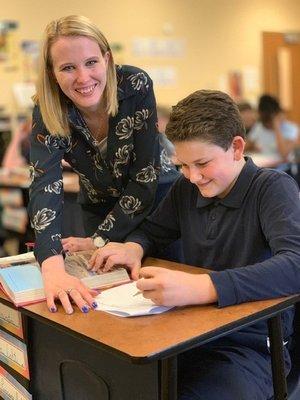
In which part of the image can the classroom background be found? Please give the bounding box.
[1,0,300,118]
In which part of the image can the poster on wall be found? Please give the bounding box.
[228,71,243,102]
[132,37,185,57]
[21,40,39,82]
[0,20,18,65]
[110,42,124,66]
[143,66,177,87]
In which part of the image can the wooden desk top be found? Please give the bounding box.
[0,167,79,193]
[1,258,299,363]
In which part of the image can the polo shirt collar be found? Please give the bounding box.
[196,157,259,209]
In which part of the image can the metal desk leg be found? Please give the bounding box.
[268,315,288,400]
[160,356,177,400]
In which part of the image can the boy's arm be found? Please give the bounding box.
[125,176,183,254]
[137,267,218,306]
[210,173,300,307]
[134,173,300,308]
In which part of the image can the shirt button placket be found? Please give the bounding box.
[207,210,217,239]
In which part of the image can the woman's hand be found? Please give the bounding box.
[62,237,96,253]
[42,255,98,314]
[136,267,218,307]
[89,242,144,280]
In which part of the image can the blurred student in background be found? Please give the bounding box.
[237,101,257,135]
[237,102,258,152]
[155,105,180,205]
[0,117,32,256]
[248,94,298,163]
[2,117,31,169]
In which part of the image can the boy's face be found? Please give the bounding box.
[174,137,245,198]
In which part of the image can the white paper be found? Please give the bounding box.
[95,282,173,317]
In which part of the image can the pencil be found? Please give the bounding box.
[133,290,143,297]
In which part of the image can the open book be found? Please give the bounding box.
[95,281,173,317]
[64,251,130,290]
[0,251,130,307]
[0,252,36,267]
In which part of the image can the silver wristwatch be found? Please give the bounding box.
[92,235,108,248]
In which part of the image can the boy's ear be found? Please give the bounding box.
[232,136,245,160]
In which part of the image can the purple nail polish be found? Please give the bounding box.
[92,302,98,309]
[82,305,90,313]
[50,306,57,313]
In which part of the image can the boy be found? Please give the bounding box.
[90,90,300,400]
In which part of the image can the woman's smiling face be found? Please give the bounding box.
[50,35,109,113]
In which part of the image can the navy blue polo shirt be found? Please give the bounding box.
[127,157,300,343]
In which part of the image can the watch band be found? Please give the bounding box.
[92,235,109,248]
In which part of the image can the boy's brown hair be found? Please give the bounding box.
[165,90,245,150]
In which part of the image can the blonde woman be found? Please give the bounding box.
[29,15,162,314]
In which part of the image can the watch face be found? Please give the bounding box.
[94,236,106,248]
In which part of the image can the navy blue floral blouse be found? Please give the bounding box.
[28,65,162,264]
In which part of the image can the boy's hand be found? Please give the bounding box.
[137,267,218,307]
[89,242,144,280]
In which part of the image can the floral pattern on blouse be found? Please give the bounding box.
[134,109,149,131]
[44,179,63,194]
[31,208,56,233]
[28,65,162,264]
[97,213,116,231]
[116,116,135,140]
[127,71,149,91]
[113,144,134,178]
[29,161,44,182]
[136,165,157,183]
[119,195,142,217]
[51,233,62,242]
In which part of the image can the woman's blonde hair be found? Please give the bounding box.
[35,15,118,136]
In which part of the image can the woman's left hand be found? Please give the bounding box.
[62,237,96,253]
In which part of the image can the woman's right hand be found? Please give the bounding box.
[42,255,98,314]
